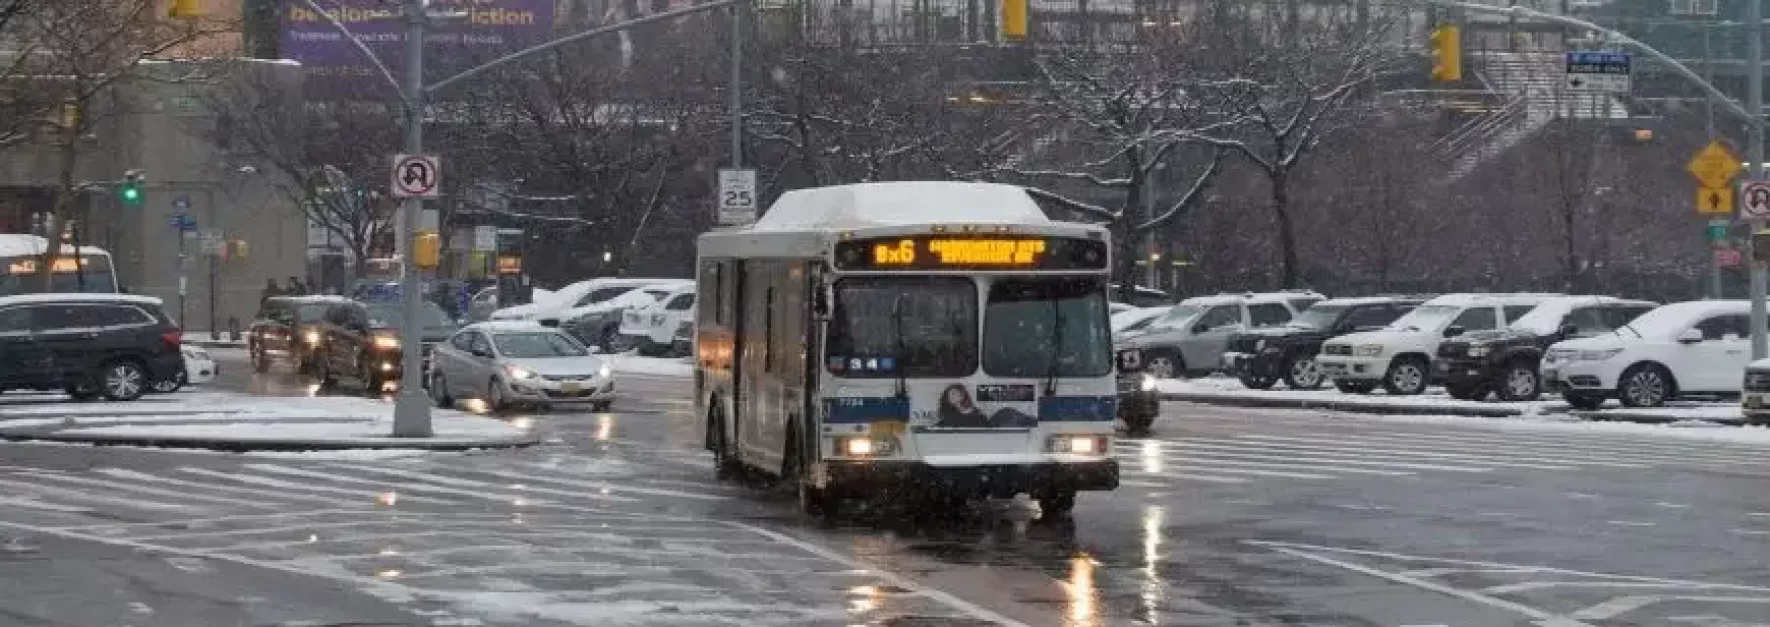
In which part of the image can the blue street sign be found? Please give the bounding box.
[1564,51,1631,93]
[173,195,191,214]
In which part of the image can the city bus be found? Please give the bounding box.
[0,234,119,296]
[694,181,1121,519]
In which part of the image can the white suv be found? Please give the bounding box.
[618,285,695,357]
[1116,290,1326,379]
[1546,300,1753,409]
[1317,293,1554,395]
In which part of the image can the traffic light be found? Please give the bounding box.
[168,0,204,18]
[119,170,144,206]
[1430,24,1462,83]
[1002,0,1028,41]
[415,231,441,269]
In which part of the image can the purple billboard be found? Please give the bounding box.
[282,0,556,92]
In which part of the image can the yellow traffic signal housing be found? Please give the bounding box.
[168,0,205,18]
[415,231,442,270]
[1002,0,1028,41]
[1430,24,1462,83]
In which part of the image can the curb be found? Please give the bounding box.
[1569,410,1747,427]
[0,430,542,453]
[1159,392,1526,418]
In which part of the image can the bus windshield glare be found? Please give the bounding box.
[826,277,976,378]
[982,277,1112,378]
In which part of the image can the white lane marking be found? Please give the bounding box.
[1748,512,1770,517]
[1248,540,1770,592]
[1566,493,1600,500]
[0,477,192,512]
[729,521,1031,626]
[1117,479,1168,488]
[1143,441,1492,472]
[1161,464,1333,480]
[1570,595,1770,620]
[1604,520,1656,527]
[1122,472,1248,484]
[130,519,393,542]
[0,496,91,513]
[1402,567,1541,577]
[18,470,279,509]
[1486,581,1709,595]
[1246,542,1589,626]
[1729,528,1770,536]
[1120,451,1413,476]
[239,464,580,507]
[1231,433,1648,469]
[57,509,360,532]
[174,467,456,506]
[1656,502,1690,509]
[1175,436,1570,470]
[96,468,372,509]
[446,465,730,501]
[324,463,642,504]
[1353,429,1770,467]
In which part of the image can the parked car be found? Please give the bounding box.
[1110,284,1174,307]
[1222,296,1425,390]
[490,277,682,323]
[312,299,458,394]
[1317,293,1555,395]
[0,293,185,401]
[1742,358,1770,424]
[1436,295,1656,401]
[617,285,695,356]
[428,321,616,412]
[670,314,693,357]
[466,286,500,322]
[1111,306,1170,340]
[150,344,217,394]
[247,295,351,374]
[1115,347,1158,435]
[1545,300,1755,409]
[1116,290,1327,379]
[564,281,691,350]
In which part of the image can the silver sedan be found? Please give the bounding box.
[427,321,615,412]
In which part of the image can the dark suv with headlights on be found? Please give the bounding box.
[248,295,350,374]
[312,299,459,393]
[1222,296,1424,389]
[1435,295,1655,401]
[1115,347,1158,435]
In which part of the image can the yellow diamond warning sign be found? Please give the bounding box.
[1688,140,1743,189]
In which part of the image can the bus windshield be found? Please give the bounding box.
[983,277,1112,378]
[826,276,976,378]
[0,254,118,296]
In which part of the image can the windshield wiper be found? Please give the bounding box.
[891,294,909,400]
[1045,298,1064,396]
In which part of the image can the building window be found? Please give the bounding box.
[1670,0,1718,15]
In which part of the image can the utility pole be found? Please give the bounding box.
[1704,22,1723,300]
[1749,0,1767,360]
[730,0,744,171]
[390,0,432,437]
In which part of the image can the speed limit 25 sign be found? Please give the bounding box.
[717,169,757,226]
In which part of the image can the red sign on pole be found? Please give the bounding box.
[1716,247,1743,267]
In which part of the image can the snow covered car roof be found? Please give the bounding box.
[464,320,572,334]
[1421,292,1561,307]
[0,293,164,307]
[1507,295,1658,335]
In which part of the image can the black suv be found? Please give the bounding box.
[248,295,348,374]
[312,299,458,393]
[1223,297,1424,389]
[1436,296,1656,401]
[1115,347,1158,435]
[0,294,186,401]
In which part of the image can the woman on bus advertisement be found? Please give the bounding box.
[931,383,1036,430]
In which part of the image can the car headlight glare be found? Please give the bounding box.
[373,335,400,350]
[1139,374,1156,392]
[506,366,535,380]
[598,364,612,379]
[303,330,322,345]
[1355,344,1385,357]
[1467,345,1490,357]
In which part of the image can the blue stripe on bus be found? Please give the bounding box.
[824,397,910,424]
[1038,396,1117,421]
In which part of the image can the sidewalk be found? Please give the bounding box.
[1157,377,1747,425]
[0,391,540,452]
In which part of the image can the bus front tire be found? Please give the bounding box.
[1038,491,1077,518]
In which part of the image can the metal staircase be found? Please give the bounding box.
[1435,51,1630,180]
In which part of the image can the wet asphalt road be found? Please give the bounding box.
[2,350,1770,626]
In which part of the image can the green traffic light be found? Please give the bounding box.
[120,186,140,205]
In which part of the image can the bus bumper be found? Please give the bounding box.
[824,459,1119,498]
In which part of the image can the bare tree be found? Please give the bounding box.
[1186,7,1400,288]
[970,33,1236,297]
[11,0,231,288]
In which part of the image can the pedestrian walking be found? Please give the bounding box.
[261,278,283,304]
[286,276,307,296]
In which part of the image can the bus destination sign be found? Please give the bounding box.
[834,235,1107,271]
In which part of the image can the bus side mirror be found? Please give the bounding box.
[1117,348,1145,373]
[813,284,833,320]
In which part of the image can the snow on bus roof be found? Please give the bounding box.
[750,182,1050,231]
[0,234,109,258]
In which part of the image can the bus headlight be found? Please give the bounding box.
[845,438,874,456]
[1049,435,1110,455]
[303,330,322,345]
[373,334,400,350]
[1139,374,1156,392]
[838,436,897,457]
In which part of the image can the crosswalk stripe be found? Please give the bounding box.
[172,467,458,506]
[93,468,363,510]
[16,471,279,510]
[1159,437,1557,470]
[322,463,642,505]
[1353,429,1770,466]
[1120,441,1492,472]
[1128,464,1333,480]
[1229,434,1646,468]
[0,477,192,512]
[1118,453,1413,477]
[0,496,91,513]
[451,466,729,501]
[237,463,563,506]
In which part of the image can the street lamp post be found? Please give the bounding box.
[390,0,431,437]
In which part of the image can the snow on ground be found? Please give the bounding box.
[602,353,693,377]
[0,391,533,447]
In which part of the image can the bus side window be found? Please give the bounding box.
[764,287,775,373]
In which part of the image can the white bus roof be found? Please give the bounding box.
[700,182,1105,260]
[0,234,110,258]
